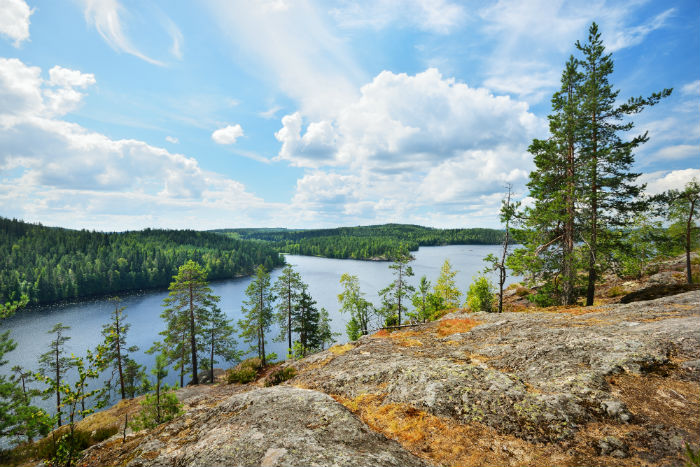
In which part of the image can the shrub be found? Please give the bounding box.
[227,367,257,384]
[384,314,399,327]
[515,286,531,297]
[130,389,183,432]
[239,357,263,372]
[605,285,626,298]
[264,367,296,387]
[92,425,119,443]
[465,276,495,312]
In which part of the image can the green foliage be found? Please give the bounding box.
[434,260,461,309]
[264,367,296,387]
[465,276,495,312]
[100,298,139,401]
[291,285,322,357]
[202,305,240,384]
[37,323,72,428]
[272,265,303,354]
[316,307,339,351]
[161,260,221,386]
[378,249,415,325]
[215,224,504,260]
[338,273,375,340]
[685,443,700,467]
[238,265,274,366]
[129,389,182,431]
[227,368,258,385]
[527,283,559,308]
[0,217,283,307]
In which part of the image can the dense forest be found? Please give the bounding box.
[213,224,504,259]
[0,217,284,306]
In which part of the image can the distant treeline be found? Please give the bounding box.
[213,224,505,259]
[0,217,284,306]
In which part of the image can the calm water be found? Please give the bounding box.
[0,244,516,415]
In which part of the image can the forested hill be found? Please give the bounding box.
[0,217,284,307]
[213,224,504,260]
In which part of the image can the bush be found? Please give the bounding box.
[130,390,183,432]
[465,276,495,312]
[605,285,626,298]
[92,425,119,443]
[239,357,263,371]
[527,282,559,307]
[227,367,257,384]
[264,367,296,387]
[384,314,399,327]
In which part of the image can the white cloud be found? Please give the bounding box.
[0,58,277,230]
[82,0,165,66]
[639,169,700,195]
[206,0,364,118]
[166,19,184,60]
[212,124,244,144]
[259,105,282,119]
[277,68,539,226]
[477,1,675,102]
[165,135,179,144]
[681,80,700,96]
[654,144,697,161]
[0,0,33,47]
[330,0,466,34]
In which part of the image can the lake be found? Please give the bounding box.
[0,244,518,414]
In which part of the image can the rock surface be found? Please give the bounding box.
[79,386,428,467]
[80,291,700,467]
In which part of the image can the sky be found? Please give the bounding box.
[0,0,698,231]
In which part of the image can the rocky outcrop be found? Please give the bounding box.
[80,291,700,467]
[80,386,428,467]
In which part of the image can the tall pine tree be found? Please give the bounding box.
[576,22,671,305]
[239,265,274,366]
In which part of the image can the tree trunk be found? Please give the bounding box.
[115,310,125,399]
[209,330,215,384]
[55,341,61,427]
[586,94,599,307]
[686,201,695,284]
[189,284,199,385]
[563,87,576,305]
[287,283,292,355]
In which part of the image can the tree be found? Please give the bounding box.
[37,345,109,467]
[122,357,149,399]
[130,352,182,431]
[239,265,274,366]
[316,308,338,351]
[0,295,51,442]
[202,305,240,383]
[338,273,374,340]
[291,284,321,357]
[378,249,415,325]
[410,276,431,323]
[161,260,219,386]
[658,179,700,283]
[101,298,138,400]
[434,260,461,308]
[465,276,495,312]
[576,22,672,305]
[38,322,72,427]
[272,265,303,356]
[484,185,518,312]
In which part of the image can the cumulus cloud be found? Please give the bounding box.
[212,124,244,144]
[639,169,700,195]
[276,68,539,226]
[0,57,276,230]
[0,0,33,47]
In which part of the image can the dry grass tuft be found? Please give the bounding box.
[436,318,481,337]
[329,343,355,355]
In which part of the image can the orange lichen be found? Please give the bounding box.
[436,318,481,337]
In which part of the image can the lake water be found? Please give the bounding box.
[0,244,517,416]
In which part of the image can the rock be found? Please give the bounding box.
[597,436,628,457]
[619,283,700,303]
[80,386,429,467]
[601,400,631,422]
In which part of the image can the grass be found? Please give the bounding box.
[329,343,355,355]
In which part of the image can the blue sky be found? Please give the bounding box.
[0,0,698,230]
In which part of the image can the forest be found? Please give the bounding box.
[0,218,284,307]
[214,224,505,259]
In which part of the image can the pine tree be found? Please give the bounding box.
[202,305,239,383]
[272,265,303,356]
[434,260,461,308]
[101,298,138,400]
[316,308,338,350]
[378,249,415,325]
[410,276,432,322]
[38,322,72,427]
[576,22,672,305]
[657,179,700,283]
[161,260,219,385]
[484,185,518,311]
[291,284,321,357]
[239,265,274,366]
